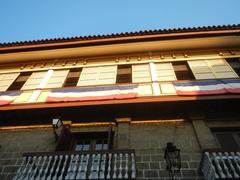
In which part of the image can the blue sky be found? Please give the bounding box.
[0,0,240,43]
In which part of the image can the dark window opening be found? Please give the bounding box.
[116,65,132,83]
[73,131,112,151]
[63,68,82,87]
[226,58,240,76]
[172,61,195,80]
[55,126,114,152]
[213,130,240,151]
[7,72,32,91]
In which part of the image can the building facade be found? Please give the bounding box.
[0,25,240,180]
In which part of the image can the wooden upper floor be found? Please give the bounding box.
[0,25,240,110]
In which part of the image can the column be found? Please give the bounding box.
[190,112,218,150]
[116,117,131,149]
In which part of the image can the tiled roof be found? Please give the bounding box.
[1,24,240,47]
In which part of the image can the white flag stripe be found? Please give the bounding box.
[48,87,137,98]
[175,84,225,92]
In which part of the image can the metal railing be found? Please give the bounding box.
[13,149,136,180]
[200,151,240,180]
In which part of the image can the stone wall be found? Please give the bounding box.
[0,129,55,180]
[128,121,204,179]
[135,149,203,180]
[0,120,214,180]
[129,121,200,151]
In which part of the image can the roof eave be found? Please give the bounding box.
[1,28,240,54]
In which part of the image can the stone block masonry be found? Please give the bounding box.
[0,129,55,180]
[0,122,206,179]
[135,149,204,180]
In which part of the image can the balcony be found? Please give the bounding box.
[13,149,136,180]
[200,151,240,180]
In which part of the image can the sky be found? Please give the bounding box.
[0,0,240,43]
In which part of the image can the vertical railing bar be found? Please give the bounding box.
[13,156,28,180]
[106,153,112,179]
[31,156,42,179]
[35,155,47,180]
[43,155,53,179]
[13,149,136,180]
[225,152,239,178]
[131,152,136,179]
[124,153,129,179]
[218,152,232,178]
[47,155,58,180]
[26,156,37,179]
[213,152,225,178]
[118,153,123,179]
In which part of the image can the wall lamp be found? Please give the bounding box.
[52,117,63,141]
[164,142,181,179]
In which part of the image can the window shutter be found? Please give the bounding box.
[21,71,47,90]
[97,65,117,85]
[188,60,215,79]
[155,63,176,81]
[0,73,20,92]
[132,64,151,83]
[45,70,69,88]
[77,67,98,86]
[78,65,117,86]
[208,59,238,78]
[55,126,74,151]
[188,59,238,80]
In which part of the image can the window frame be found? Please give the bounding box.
[116,64,132,84]
[55,126,114,152]
[226,57,240,77]
[172,61,195,80]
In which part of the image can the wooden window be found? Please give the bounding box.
[226,58,240,76]
[188,59,238,80]
[213,131,240,151]
[21,71,47,90]
[56,127,114,152]
[116,65,132,83]
[45,70,69,88]
[0,72,21,92]
[155,63,176,81]
[7,72,32,91]
[132,64,151,83]
[172,61,195,80]
[78,65,117,86]
[63,68,82,87]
